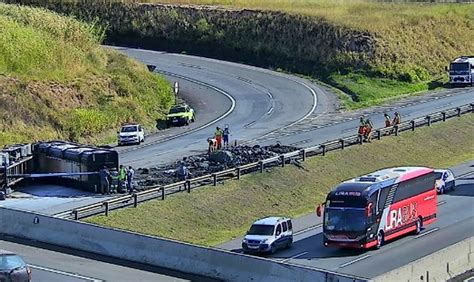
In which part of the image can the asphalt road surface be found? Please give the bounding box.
[112,47,337,168]
[0,236,218,282]
[112,47,474,169]
[218,160,474,279]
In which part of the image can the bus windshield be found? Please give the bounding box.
[324,208,366,232]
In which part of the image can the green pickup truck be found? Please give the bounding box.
[166,104,195,127]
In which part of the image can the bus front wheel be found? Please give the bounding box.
[376,231,384,249]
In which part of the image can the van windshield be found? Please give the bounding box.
[247,224,274,236]
[169,107,186,114]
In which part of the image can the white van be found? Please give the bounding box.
[242,217,293,254]
[118,124,145,146]
[434,169,455,194]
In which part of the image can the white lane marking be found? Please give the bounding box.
[119,70,236,154]
[424,195,435,201]
[293,223,323,236]
[338,254,371,268]
[281,251,308,263]
[437,200,447,206]
[29,264,102,281]
[415,227,439,239]
[267,107,274,115]
[248,79,318,142]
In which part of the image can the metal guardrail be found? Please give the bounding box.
[57,103,474,220]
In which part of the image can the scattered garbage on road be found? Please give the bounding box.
[134,143,298,189]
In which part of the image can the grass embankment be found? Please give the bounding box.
[7,0,473,109]
[87,114,474,246]
[0,3,174,146]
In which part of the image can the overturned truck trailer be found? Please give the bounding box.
[33,141,118,192]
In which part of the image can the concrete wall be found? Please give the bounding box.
[374,236,474,282]
[0,208,364,282]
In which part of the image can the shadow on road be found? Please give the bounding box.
[446,183,474,197]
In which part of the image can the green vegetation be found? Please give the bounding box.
[7,0,473,108]
[87,114,474,246]
[0,3,174,146]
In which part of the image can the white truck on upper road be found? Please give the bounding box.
[447,56,474,87]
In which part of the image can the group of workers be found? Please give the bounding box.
[207,125,230,154]
[99,165,135,195]
[358,111,401,142]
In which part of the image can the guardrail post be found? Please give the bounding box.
[411,120,416,131]
[161,187,165,200]
[471,103,474,113]
[236,167,241,180]
[259,161,264,173]
[456,107,461,117]
[212,174,217,186]
[426,115,431,126]
[321,145,326,156]
[358,135,363,145]
[187,180,191,193]
[394,125,399,136]
[442,112,446,122]
[339,139,345,150]
[280,155,285,167]
[301,149,306,161]
[73,210,78,220]
[133,194,138,207]
[376,130,381,140]
[104,202,109,216]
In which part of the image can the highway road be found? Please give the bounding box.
[218,160,474,279]
[0,235,218,282]
[112,47,474,169]
[112,47,337,168]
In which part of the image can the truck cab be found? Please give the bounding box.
[166,104,195,127]
[447,56,474,86]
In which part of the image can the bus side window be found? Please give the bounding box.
[287,220,293,230]
[282,221,288,232]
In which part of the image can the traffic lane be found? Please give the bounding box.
[272,178,474,278]
[0,236,217,282]
[30,266,98,282]
[115,75,232,154]
[260,88,474,147]
[119,69,271,167]
[117,47,320,130]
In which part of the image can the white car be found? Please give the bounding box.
[434,169,455,194]
[118,124,144,146]
[242,217,293,254]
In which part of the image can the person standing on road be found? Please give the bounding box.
[99,166,110,195]
[358,116,366,136]
[176,161,189,181]
[391,111,401,134]
[109,168,119,194]
[118,165,127,193]
[364,118,374,142]
[223,125,230,148]
[127,166,135,194]
[384,113,391,127]
[215,126,223,150]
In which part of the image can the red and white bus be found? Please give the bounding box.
[319,167,437,249]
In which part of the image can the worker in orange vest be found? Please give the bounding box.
[384,113,391,127]
[214,126,223,150]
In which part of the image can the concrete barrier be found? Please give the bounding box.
[0,208,364,282]
[374,237,474,282]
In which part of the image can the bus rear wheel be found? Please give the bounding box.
[376,231,384,249]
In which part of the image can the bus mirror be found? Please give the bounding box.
[316,203,325,217]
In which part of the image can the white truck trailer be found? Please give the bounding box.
[447,56,474,86]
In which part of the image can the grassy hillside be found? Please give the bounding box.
[0,3,174,146]
[4,0,473,108]
[87,114,474,246]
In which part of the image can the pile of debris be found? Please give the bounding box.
[134,143,298,188]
